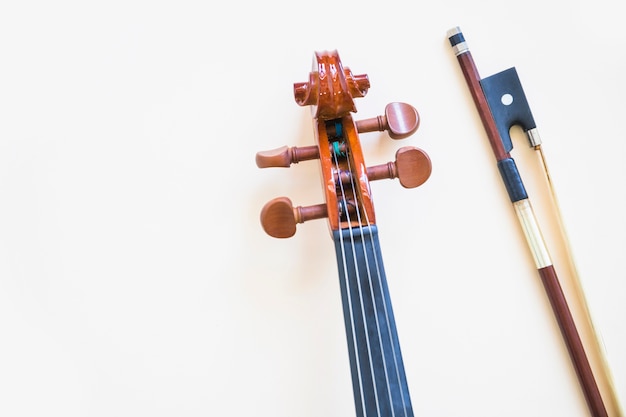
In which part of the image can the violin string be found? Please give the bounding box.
[332,136,375,417]
[335,133,387,417]
[339,122,401,417]
[350,142,410,417]
[365,215,411,416]
[341,149,385,417]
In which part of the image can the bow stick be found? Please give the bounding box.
[447,26,622,417]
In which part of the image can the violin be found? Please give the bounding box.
[256,50,431,417]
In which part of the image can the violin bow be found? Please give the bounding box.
[447,27,622,417]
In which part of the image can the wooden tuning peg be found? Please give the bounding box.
[260,197,328,238]
[367,146,431,188]
[355,102,420,139]
[255,145,320,168]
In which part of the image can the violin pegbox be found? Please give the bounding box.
[256,50,432,238]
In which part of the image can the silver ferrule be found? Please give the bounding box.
[527,128,542,147]
[452,42,469,56]
[447,26,469,56]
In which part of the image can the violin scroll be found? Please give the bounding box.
[257,50,431,238]
[293,52,370,119]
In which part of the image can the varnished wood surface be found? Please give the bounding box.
[538,265,608,417]
[451,32,613,417]
[0,3,624,417]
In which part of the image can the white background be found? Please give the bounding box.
[0,1,624,416]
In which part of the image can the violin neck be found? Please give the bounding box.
[333,225,414,417]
